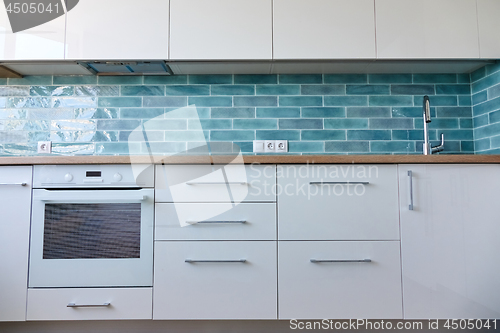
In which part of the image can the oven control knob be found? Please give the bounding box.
[64,173,73,182]
[113,173,122,182]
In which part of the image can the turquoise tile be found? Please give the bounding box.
[53,97,96,108]
[256,85,299,95]
[9,76,52,85]
[165,85,210,96]
[74,86,119,96]
[165,107,210,119]
[0,98,5,108]
[93,131,119,142]
[392,130,427,141]
[144,75,188,84]
[436,85,470,95]
[234,75,277,84]
[279,74,322,84]
[144,142,187,154]
[301,85,344,95]
[288,141,324,153]
[436,107,472,118]
[416,140,462,153]
[189,96,232,107]
[325,141,369,152]
[256,130,300,140]
[439,129,473,140]
[164,131,209,142]
[211,107,255,118]
[391,85,434,95]
[369,118,413,129]
[414,95,457,106]
[347,85,389,95]
[120,130,163,142]
[28,131,50,142]
[233,119,277,129]
[472,91,487,105]
[369,74,412,84]
[471,97,500,116]
[189,119,232,130]
[347,107,390,118]
[212,85,255,96]
[279,119,322,129]
[472,71,500,94]
[489,110,500,124]
[324,74,367,84]
[143,97,187,108]
[234,96,277,107]
[120,108,165,119]
[457,73,470,83]
[414,118,459,129]
[96,142,133,155]
[471,67,486,83]
[98,76,142,85]
[0,131,27,142]
[486,62,500,76]
[98,97,141,108]
[487,84,500,100]
[28,109,73,119]
[76,108,118,119]
[232,141,254,153]
[53,76,96,85]
[474,137,490,151]
[347,130,391,140]
[8,97,50,108]
[256,107,300,118]
[0,109,27,119]
[302,107,344,118]
[97,119,141,130]
[458,96,472,106]
[279,96,322,107]
[370,141,415,153]
[142,119,187,130]
[392,106,435,118]
[51,119,96,130]
[473,114,489,128]
[0,86,30,96]
[490,135,500,149]
[478,148,500,154]
[51,143,95,155]
[185,142,234,154]
[413,74,456,83]
[460,118,473,129]
[369,96,413,106]
[189,75,232,84]
[461,141,474,152]
[0,79,7,85]
[121,86,165,96]
[210,130,254,141]
[301,130,345,140]
[324,118,368,129]
[324,96,367,106]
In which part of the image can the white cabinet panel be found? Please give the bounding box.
[153,241,277,319]
[376,0,479,59]
[477,0,500,58]
[273,0,376,59]
[278,165,399,240]
[0,166,32,321]
[399,165,500,319]
[170,0,272,60]
[278,241,403,319]
[65,0,168,60]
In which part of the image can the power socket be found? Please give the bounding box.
[276,140,288,152]
[37,141,52,154]
[265,141,275,152]
[253,140,288,153]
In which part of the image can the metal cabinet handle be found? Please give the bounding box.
[186,220,247,225]
[408,170,414,211]
[309,181,369,185]
[185,259,247,263]
[67,303,111,308]
[310,259,372,263]
[0,183,27,186]
[42,196,146,202]
[185,182,247,185]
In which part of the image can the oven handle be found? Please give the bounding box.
[41,196,146,203]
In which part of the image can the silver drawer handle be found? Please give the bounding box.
[67,303,111,308]
[309,181,370,185]
[185,182,248,185]
[185,259,247,263]
[0,182,27,186]
[186,220,247,225]
[408,170,414,211]
[42,196,146,202]
[310,259,372,263]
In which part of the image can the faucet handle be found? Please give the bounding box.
[431,133,445,154]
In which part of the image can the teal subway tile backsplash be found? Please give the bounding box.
[0,73,483,156]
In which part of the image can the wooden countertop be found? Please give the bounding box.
[0,154,499,165]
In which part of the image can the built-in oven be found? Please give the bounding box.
[29,165,154,288]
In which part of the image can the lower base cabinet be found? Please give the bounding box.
[26,288,153,321]
[153,241,277,319]
[278,241,403,319]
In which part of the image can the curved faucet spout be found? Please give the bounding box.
[422,96,445,155]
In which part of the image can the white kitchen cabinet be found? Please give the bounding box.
[170,0,272,60]
[0,4,65,60]
[0,166,32,321]
[65,0,169,60]
[399,165,500,319]
[376,0,479,59]
[477,0,500,58]
[278,241,403,319]
[273,0,376,59]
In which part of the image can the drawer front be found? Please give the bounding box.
[278,241,403,319]
[155,164,276,202]
[153,241,277,319]
[26,288,152,320]
[155,203,276,240]
[278,164,399,240]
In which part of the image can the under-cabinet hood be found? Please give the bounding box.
[78,61,173,75]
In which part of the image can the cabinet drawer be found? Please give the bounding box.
[278,241,402,319]
[26,288,152,321]
[278,165,399,240]
[155,203,276,240]
[156,164,276,202]
[153,241,277,319]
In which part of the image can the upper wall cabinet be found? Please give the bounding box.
[477,0,500,58]
[273,0,376,59]
[376,0,479,59]
[65,0,169,60]
[0,2,65,60]
[170,0,272,60]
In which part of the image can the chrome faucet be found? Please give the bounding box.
[423,95,445,155]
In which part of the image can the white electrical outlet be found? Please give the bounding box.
[253,140,288,153]
[265,141,275,152]
[276,140,288,152]
[37,141,52,154]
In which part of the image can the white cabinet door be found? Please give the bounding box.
[65,0,169,60]
[0,166,32,321]
[376,0,479,59]
[273,0,376,59]
[0,3,65,60]
[399,165,500,319]
[477,0,500,58]
[170,0,272,60]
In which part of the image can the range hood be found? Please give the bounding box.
[78,61,173,75]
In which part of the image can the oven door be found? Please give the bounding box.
[29,189,154,288]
